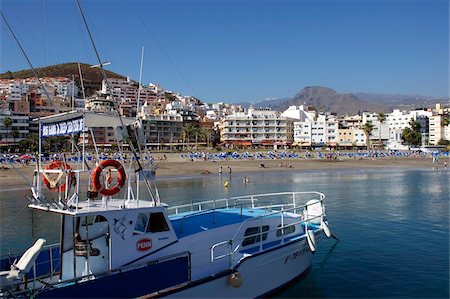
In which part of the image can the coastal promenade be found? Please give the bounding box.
[0,151,447,189]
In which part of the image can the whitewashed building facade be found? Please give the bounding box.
[221,108,293,146]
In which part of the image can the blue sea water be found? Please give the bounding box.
[0,167,448,298]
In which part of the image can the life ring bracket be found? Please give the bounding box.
[91,159,126,196]
[42,161,75,192]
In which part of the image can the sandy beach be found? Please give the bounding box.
[0,153,446,189]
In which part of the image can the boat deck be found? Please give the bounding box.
[169,208,271,239]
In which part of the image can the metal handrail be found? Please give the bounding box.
[208,191,325,265]
[168,197,257,215]
[0,242,61,295]
[210,241,241,263]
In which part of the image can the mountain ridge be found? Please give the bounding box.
[252,86,389,115]
[251,86,447,115]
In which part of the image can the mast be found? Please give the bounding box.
[78,62,87,171]
[72,74,75,111]
[75,0,158,205]
[71,75,75,153]
[77,62,86,100]
[137,46,144,117]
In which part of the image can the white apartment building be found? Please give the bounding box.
[0,78,81,102]
[293,114,338,147]
[149,83,164,94]
[281,105,316,122]
[139,114,184,145]
[102,78,158,109]
[139,99,169,117]
[205,110,219,120]
[353,128,366,146]
[386,109,432,148]
[429,115,450,145]
[222,108,293,146]
[362,112,389,145]
[54,80,78,98]
[6,83,28,101]
[0,110,29,143]
[212,102,244,118]
[85,94,115,113]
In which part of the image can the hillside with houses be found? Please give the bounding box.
[0,67,449,152]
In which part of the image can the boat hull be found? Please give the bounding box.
[166,237,313,298]
[33,237,314,298]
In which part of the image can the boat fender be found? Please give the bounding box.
[92,159,126,196]
[304,199,322,225]
[306,230,316,253]
[228,271,243,288]
[42,160,75,193]
[322,221,332,238]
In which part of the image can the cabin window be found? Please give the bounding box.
[134,212,170,234]
[276,224,296,237]
[134,213,149,234]
[147,212,170,233]
[242,225,269,247]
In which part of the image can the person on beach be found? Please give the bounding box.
[228,167,232,174]
[219,166,222,175]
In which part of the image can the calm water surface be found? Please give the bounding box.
[1,167,448,298]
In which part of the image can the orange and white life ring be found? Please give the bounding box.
[42,160,75,192]
[91,159,126,196]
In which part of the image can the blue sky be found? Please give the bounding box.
[1,0,448,103]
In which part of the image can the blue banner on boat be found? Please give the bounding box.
[41,116,85,137]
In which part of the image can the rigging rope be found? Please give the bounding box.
[125,0,199,98]
[75,0,158,204]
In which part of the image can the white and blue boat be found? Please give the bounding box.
[0,111,333,298]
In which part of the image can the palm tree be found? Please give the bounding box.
[376,113,386,146]
[181,123,197,149]
[362,122,374,150]
[29,133,39,152]
[11,127,19,145]
[201,127,214,149]
[19,133,38,152]
[3,116,12,143]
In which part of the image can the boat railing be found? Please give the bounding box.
[0,242,61,294]
[168,190,324,217]
[210,210,323,265]
[209,191,325,267]
[30,165,155,213]
[168,197,258,215]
